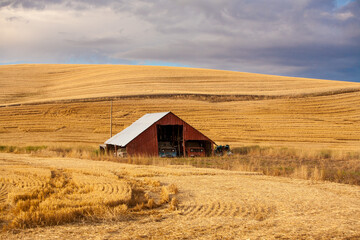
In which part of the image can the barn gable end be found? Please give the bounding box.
[105,112,214,157]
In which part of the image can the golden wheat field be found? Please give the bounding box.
[0,64,360,152]
[1,152,360,239]
[1,64,360,238]
[1,64,359,105]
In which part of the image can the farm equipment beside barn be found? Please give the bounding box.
[214,145,232,156]
[185,141,206,157]
[159,142,178,158]
[186,146,206,157]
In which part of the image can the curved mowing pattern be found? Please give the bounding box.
[0,168,50,198]
[12,175,45,189]
[0,167,134,209]
[180,201,275,220]
[71,172,133,204]
[0,165,150,230]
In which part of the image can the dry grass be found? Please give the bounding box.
[0,157,179,230]
[1,144,359,185]
[0,153,359,239]
[123,150,360,185]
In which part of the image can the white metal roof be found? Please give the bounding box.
[105,112,170,147]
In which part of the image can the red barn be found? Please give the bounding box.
[104,112,214,157]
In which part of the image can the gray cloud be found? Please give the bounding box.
[0,0,359,82]
[0,0,62,10]
[65,37,129,48]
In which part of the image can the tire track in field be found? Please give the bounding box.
[2,173,45,194]
[16,175,44,189]
[71,172,132,203]
[180,201,276,220]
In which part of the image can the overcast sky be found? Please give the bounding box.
[0,0,359,82]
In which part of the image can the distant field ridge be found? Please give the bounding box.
[1,87,360,107]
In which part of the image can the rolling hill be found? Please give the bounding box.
[0,64,359,151]
[1,64,360,239]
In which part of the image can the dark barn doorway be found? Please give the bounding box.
[157,125,184,157]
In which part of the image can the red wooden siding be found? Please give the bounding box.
[126,112,213,156]
[126,125,158,156]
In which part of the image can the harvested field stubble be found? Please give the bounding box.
[1,65,360,183]
[2,89,360,155]
[1,93,360,151]
[0,155,179,230]
[1,64,360,105]
[0,64,360,152]
[0,153,359,239]
[1,64,360,238]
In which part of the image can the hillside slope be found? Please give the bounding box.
[0,64,359,151]
[1,64,359,105]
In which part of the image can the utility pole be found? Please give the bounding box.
[110,100,113,137]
